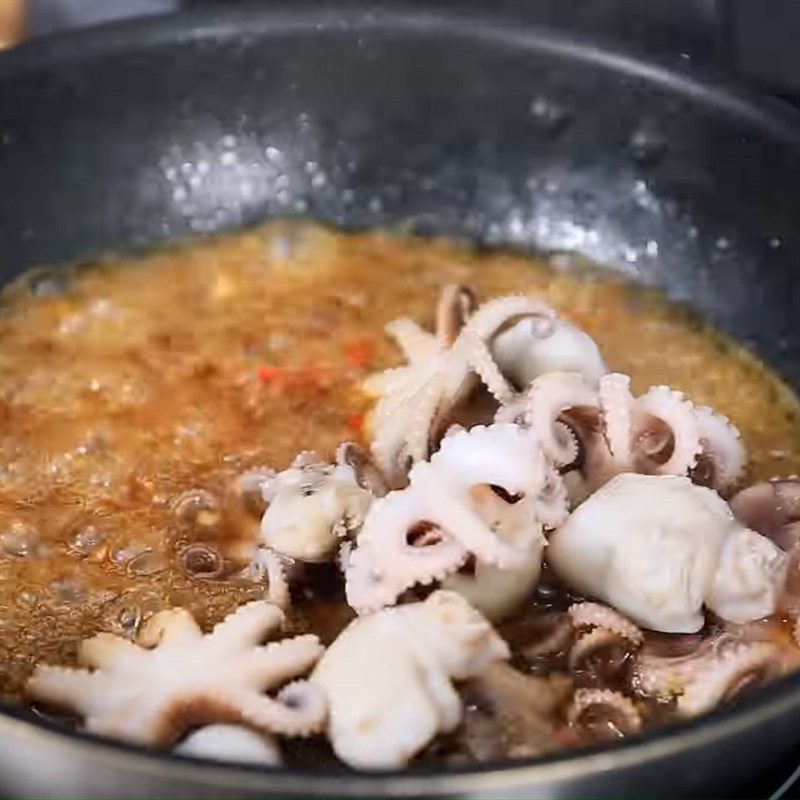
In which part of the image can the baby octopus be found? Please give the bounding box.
[310,590,509,770]
[498,371,746,505]
[26,601,326,746]
[547,474,788,633]
[364,285,606,486]
[344,422,567,619]
[247,444,375,605]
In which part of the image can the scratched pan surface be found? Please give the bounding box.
[0,5,799,798]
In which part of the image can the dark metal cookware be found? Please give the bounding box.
[0,5,799,798]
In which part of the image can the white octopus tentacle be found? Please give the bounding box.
[236,685,326,737]
[370,366,445,479]
[210,601,286,648]
[264,550,291,610]
[630,386,701,476]
[345,490,469,613]
[362,364,414,398]
[79,634,140,669]
[535,461,570,529]
[692,406,746,494]
[25,667,99,710]
[136,608,204,647]
[460,294,557,345]
[385,318,439,364]
[525,372,599,466]
[464,338,518,404]
[567,602,644,644]
[493,396,528,425]
[599,373,634,464]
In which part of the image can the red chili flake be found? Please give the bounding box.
[344,337,374,369]
[347,412,365,433]
[257,364,283,382]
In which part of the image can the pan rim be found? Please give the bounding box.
[1,3,799,141]
[1,4,799,793]
[3,669,800,794]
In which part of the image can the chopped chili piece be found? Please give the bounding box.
[344,337,374,369]
[347,412,365,433]
[257,364,283,382]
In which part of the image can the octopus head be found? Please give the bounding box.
[708,526,789,624]
[490,316,607,391]
[260,451,373,562]
[547,474,786,633]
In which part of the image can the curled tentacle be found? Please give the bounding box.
[566,602,643,684]
[630,386,702,476]
[568,628,626,672]
[690,407,746,495]
[525,372,599,467]
[346,424,555,613]
[238,685,326,737]
[567,602,644,645]
[494,396,528,425]
[460,295,557,346]
[451,295,559,408]
[567,688,641,734]
[345,490,469,614]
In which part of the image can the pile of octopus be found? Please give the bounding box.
[28,285,800,771]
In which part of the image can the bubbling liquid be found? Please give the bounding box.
[1,222,798,761]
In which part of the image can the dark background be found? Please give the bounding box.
[20,0,800,100]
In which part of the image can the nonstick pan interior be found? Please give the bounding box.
[0,6,799,798]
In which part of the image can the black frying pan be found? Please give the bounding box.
[0,5,799,798]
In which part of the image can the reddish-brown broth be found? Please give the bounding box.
[1,222,799,761]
